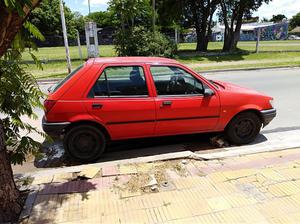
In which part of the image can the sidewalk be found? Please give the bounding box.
[19,148,300,224]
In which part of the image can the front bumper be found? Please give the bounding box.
[260,108,276,127]
[42,116,70,137]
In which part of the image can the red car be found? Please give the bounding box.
[43,57,276,161]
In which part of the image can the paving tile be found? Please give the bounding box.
[206,171,228,183]
[224,193,257,207]
[259,169,286,182]
[101,165,120,176]
[222,169,258,180]
[52,172,74,183]
[78,165,101,178]
[31,175,53,185]
[119,164,138,175]
[206,196,232,212]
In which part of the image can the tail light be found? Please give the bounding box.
[44,100,56,114]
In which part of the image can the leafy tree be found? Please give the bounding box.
[29,0,84,39]
[0,0,44,222]
[108,0,152,30]
[270,14,287,23]
[290,12,300,30]
[86,11,117,27]
[157,0,219,51]
[219,0,271,52]
[115,26,177,57]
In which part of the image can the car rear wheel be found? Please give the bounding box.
[225,112,262,145]
[63,125,106,162]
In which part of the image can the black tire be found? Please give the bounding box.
[63,125,106,162]
[225,112,262,145]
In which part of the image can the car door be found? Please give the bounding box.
[84,64,156,140]
[149,65,220,136]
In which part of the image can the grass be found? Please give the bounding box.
[22,40,300,79]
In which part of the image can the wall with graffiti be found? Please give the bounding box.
[255,22,289,40]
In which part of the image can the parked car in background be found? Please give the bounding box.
[43,57,276,162]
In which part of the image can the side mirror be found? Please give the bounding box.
[204,88,215,97]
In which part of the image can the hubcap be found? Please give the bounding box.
[235,119,255,138]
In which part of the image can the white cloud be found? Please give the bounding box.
[253,0,299,19]
[83,0,109,6]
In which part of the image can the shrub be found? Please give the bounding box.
[115,26,177,58]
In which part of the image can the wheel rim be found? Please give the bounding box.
[234,118,255,139]
[70,131,100,159]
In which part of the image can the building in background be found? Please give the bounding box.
[211,21,289,42]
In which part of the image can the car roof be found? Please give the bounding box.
[86,57,178,65]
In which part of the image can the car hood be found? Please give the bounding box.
[211,80,267,96]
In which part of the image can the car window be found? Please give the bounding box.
[90,66,148,97]
[49,65,83,93]
[150,66,204,96]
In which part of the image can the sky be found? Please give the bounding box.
[64,0,298,19]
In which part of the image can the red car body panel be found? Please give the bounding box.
[43,57,275,141]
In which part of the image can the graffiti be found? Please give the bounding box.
[256,23,288,40]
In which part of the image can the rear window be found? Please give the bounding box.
[49,65,83,93]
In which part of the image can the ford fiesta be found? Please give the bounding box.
[43,57,276,162]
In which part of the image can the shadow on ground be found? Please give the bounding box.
[36,133,217,168]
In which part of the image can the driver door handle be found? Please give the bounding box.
[92,103,103,109]
[161,101,172,107]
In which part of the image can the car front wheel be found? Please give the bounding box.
[63,125,106,162]
[225,112,262,145]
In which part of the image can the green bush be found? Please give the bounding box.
[115,26,177,58]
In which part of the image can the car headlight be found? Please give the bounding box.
[269,99,274,108]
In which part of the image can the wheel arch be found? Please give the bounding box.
[225,109,263,130]
[64,120,111,140]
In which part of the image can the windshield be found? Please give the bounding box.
[48,65,84,93]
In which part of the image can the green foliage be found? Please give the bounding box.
[86,11,117,27]
[0,21,45,164]
[108,0,152,28]
[290,12,300,30]
[3,0,33,17]
[270,14,287,23]
[29,0,84,39]
[115,26,177,57]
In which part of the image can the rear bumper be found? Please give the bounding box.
[42,116,70,137]
[260,108,276,127]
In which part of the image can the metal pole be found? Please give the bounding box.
[88,0,91,15]
[256,28,261,53]
[76,30,83,60]
[175,27,178,44]
[59,0,72,73]
[152,0,155,32]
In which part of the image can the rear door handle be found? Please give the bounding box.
[92,103,103,109]
[161,101,172,107]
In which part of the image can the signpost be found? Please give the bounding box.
[85,22,99,58]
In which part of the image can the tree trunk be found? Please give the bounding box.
[0,1,41,222]
[0,120,21,223]
[0,0,41,57]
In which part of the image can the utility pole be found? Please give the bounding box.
[256,27,261,53]
[76,30,83,60]
[152,0,155,32]
[88,0,91,15]
[59,0,72,73]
